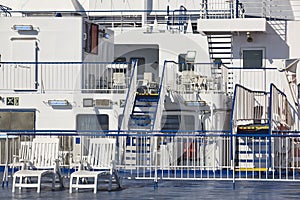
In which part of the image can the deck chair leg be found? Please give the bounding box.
[12,175,16,193]
[19,176,23,191]
[69,175,73,193]
[94,175,98,194]
[114,171,121,188]
[37,175,41,193]
[108,174,112,191]
[52,173,55,191]
[57,171,64,188]
[76,177,79,191]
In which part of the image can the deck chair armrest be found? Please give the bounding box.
[54,158,60,165]
[79,159,92,170]
[19,159,31,170]
[54,159,61,173]
[110,160,117,174]
[75,157,91,171]
[111,160,116,168]
[12,155,20,164]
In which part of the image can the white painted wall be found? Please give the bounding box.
[0,17,83,62]
[152,0,200,11]
[77,0,146,16]
[231,20,300,109]
[114,28,210,64]
[286,20,300,86]
[0,92,125,130]
[231,22,289,68]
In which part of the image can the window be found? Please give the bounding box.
[76,114,109,130]
[161,115,180,131]
[161,115,195,131]
[85,22,99,54]
[178,54,194,72]
[114,57,126,62]
[0,110,35,130]
[130,57,145,78]
[242,49,264,69]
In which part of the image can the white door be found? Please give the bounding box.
[8,39,37,90]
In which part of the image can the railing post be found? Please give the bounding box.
[235,0,239,19]
[35,41,39,90]
[154,142,158,189]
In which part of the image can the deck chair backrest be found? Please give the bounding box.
[19,141,32,161]
[87,138,116,170]
[181,70,194,84]
[30,137,59,169]
[113,72,125,85]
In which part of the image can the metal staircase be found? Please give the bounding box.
[123,62,168,168]
[231,85,270,171]
[235,125,269,171]
[207,34,233,65]
[129,94,159,130]
[125,94,159,167]
[231,84,298,172]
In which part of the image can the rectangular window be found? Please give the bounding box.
[0,110,35,130]
[130,57,145,79]
[242,49,264,69]
[178,54,194,72]
[84,22,99,54]
[76,114,109,130]
[161,115,195,131]
[161,115,180,131]
[114,57,127,62]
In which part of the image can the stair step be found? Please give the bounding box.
[134,104,157,108]
[130,114,153,119]
[208,41,232,44]
[209,46,231,50]
[133,110,155,114]
[136,98,159,103]
[130,120,153,125]
[129,124,152,130]
[210,52,232,55]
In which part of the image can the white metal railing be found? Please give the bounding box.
[226,67,282,95]
[3,131,300,182]
[231,83,298,131]
[231,85,269,127]
[153,61,168,130]
[119,60,138,132]
[0,62,132,93]
[200,0,235,19]
[270,84,299,131]
[165,62,225,96]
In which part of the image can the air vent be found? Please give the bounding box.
[94,99,111,108]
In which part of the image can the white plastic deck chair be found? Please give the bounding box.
[10,141,32,174]
[12,137,64,193]
[112,72,126,88]
[69,138,121,193]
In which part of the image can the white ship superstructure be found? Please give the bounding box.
[0,0,300,182]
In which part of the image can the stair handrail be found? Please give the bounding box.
[119,60,138,131]
[269,83,298,132]
[152,60,169,131]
